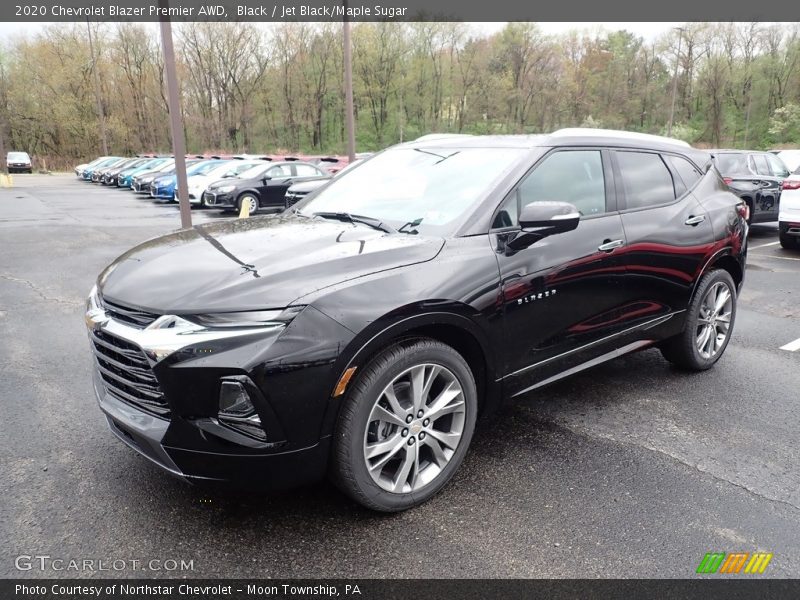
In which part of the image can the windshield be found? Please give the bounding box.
[297,147,526,235]
[238,163,272,179]
[8,152,29,161]
[206,160,262,179]
[714,153,750,176]
[189,160,222,176]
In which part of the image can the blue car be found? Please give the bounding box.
[150,159,222,202]
[82,157,123,181]
[118,157,172,188]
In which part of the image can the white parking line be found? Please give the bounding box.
[749,253,800,262]
[750,241,781,249]
[780,337,800,352]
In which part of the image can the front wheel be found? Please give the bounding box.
[331,339,477,512]
[660,269,737,370]
[237,193,259,215]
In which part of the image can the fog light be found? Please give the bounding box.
[218,381,266,441]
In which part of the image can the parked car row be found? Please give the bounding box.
[710,149,800,248]
[74,153,358,213]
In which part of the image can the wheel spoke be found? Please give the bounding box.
[365,433,403,460]
[423,435,449,466]
[697,325,712,356]
[369,403,406,428]
[425,382,464,421]
[382,385,405,416]
[714,287,731,314]
[367,436,405,471]
[426,428,461,450]
[392,446,415,492]
[409,366,427,413]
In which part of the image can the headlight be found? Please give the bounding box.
[214,184,236,193]
[185,306,304,329]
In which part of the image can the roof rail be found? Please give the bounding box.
[413,133,474,142]
[551,128,691,148]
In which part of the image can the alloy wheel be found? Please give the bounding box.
[696,281,733,360]
[362,363,466,494]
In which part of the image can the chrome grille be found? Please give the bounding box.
[90,329,169,417]
[102,299,159,329]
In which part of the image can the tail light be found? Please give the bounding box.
[782,179,800,190]
[737,203,750,221]
[723,177,733,185]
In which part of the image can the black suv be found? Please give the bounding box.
[86,129,747,511]
[712,149,790,224]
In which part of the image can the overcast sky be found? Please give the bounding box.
[0,21,684,43]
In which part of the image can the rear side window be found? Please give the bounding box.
[752,154,771,176]
[766,154,790,178]
[616,151,675,210]
[667,155,703,193]
[715,153,749,176]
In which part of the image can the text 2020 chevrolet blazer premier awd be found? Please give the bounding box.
[85,129,747,511]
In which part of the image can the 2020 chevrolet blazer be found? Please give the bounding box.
[85,129,747,511]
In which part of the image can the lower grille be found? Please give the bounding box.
[90,329,169,417]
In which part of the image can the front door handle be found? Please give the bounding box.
[684,214,706,226]
[598,239,624,252]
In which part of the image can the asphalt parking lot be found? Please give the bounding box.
[1,174,799,578]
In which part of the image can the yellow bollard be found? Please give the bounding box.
[238,198,250,219]
[0,173,11,188]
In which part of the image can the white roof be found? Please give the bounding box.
[551,128,691,148]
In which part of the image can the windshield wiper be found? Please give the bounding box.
[413,148,460,164]
[313,212,397,234]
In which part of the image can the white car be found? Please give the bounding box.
[179,159,265,205]
[7,151,32,173]
[779,166,800,249]
[776,150,800,173]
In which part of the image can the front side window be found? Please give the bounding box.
[616,151,675,210]
[294,164,324,177]
[299,147,526,235]
[267,165,292,178]
[493,150,606,228]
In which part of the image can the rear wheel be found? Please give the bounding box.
[331,339,477,512]
[780,231,799,249]
[660,269,737,370]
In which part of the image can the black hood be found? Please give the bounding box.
[98,215,444,314]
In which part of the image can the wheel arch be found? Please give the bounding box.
[319,310,501,439]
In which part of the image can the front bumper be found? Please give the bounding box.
[94,372,331,487]
[7,163,32,173]
[202,191,236,208]
[86,301,355,489]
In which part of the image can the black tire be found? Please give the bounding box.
[780,232,799,250]
[660,269,737,371]
[237,193,259,215]
[330,338,477,512]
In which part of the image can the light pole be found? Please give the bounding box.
[158,0,192,229]
[86,19,109,156]
[667,26,685,138]
[342,0,356,162]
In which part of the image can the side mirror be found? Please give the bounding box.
[507,201,580,251]
[261,176,271,183]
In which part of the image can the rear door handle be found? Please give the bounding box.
[598,239,624,252]
[684,215,706,226]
